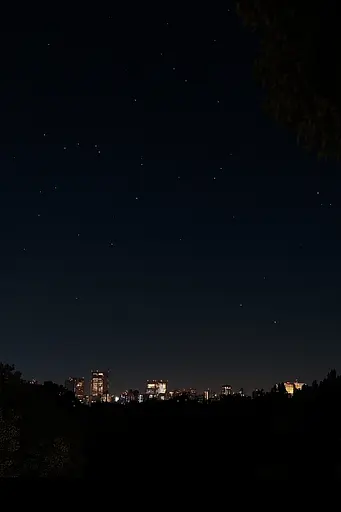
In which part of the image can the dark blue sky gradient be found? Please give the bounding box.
[0,9,340,393]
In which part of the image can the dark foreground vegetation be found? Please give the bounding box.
[1,362,341,479]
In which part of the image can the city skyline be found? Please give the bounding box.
[34,369,307,397]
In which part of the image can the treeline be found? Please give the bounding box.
[0,363,84,477]
[1,363,341,478]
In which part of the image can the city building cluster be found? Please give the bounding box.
[62,371,306,405]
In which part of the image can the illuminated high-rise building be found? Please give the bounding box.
[75,378,85,400]
[188,388,197,399]
[64,377,85,400]
[221,384,232,396]
[284,380,305,396]
[90,370,109,402]
[145,380,167,399]
[119,389,139,404]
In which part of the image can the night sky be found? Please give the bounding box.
[1,8,340,394]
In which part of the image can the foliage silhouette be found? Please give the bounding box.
[2,361,341,478]
[0,363,84,477]
[237,0,341,160]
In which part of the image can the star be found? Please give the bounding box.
[135,196,139,200]
[184,79,188,83]
[77,233,80,237]
[63,146,67,150]
[172,67,176,71]
[213,177,216,180]
[317,191,320,195]
[239,303,243,307]
[37,214,41,217]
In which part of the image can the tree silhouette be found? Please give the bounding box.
[270,382,286,395]
[237,0,341,160]
[2,361,341,478]
[0,363,22,389]
[0,363,84,477]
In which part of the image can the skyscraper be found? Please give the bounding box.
[64,377,85,401]
[145,380,167,399]
[284,380,305,396]
[90,370,109,402]
[221,384,232,396]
